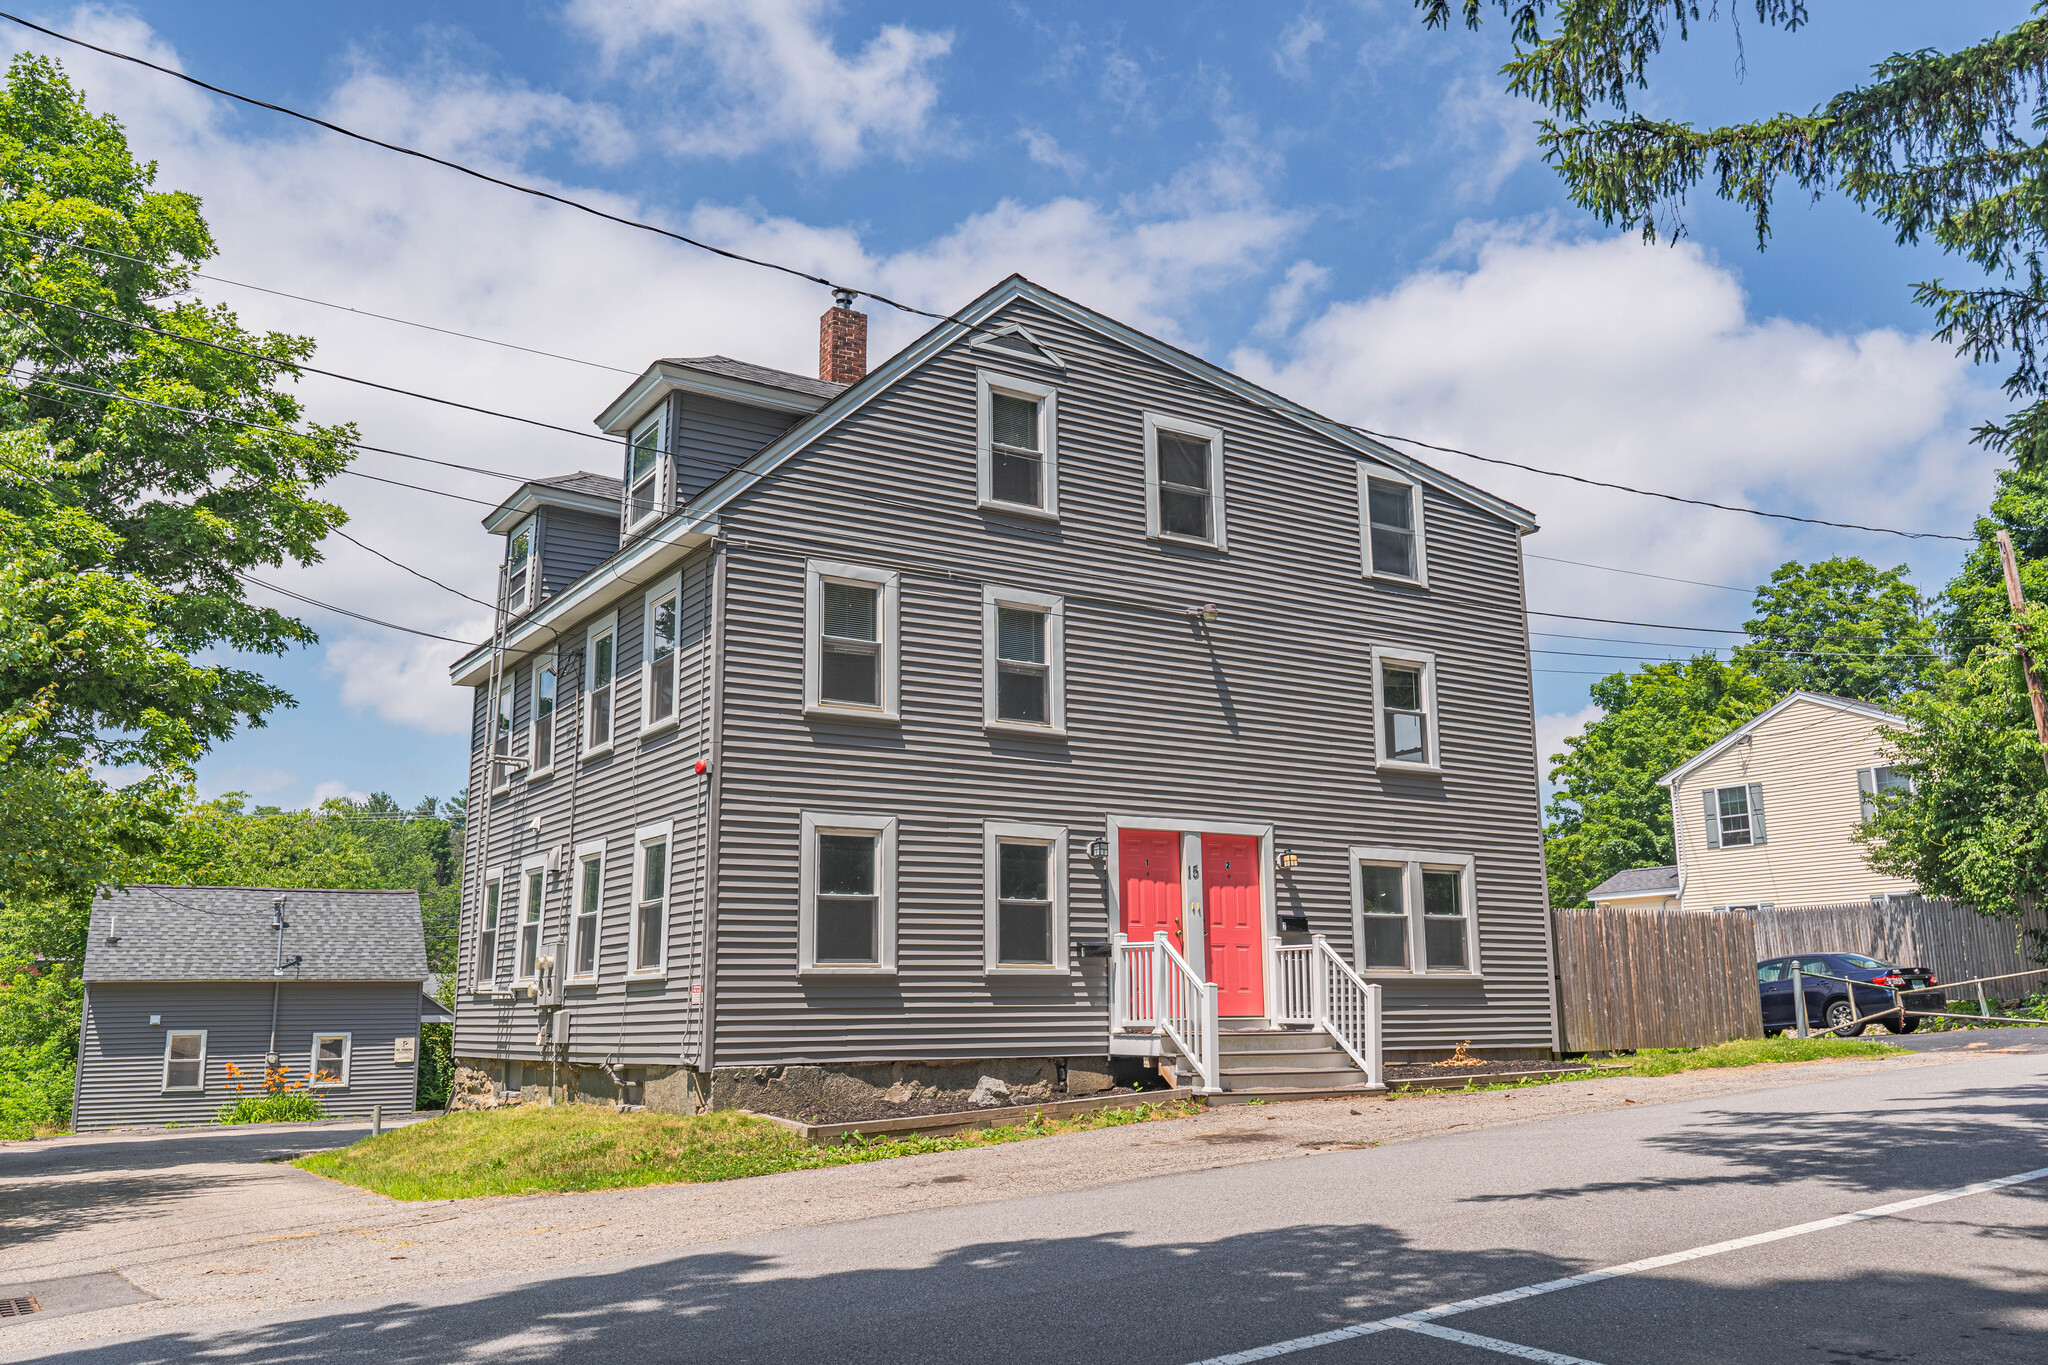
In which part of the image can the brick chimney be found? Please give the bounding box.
[818,288,867,385]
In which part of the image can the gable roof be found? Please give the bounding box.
[1585,865,1681,899]
[85,886,428,983]
[1656,690,1903,790]
[481,471,623,533]
[454,274,1538,685]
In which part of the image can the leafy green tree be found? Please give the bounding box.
[1544,655,1774,907]
[1733,557,1938,702]
[1422,2,2048,470]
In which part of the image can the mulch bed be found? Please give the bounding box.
[759,1080,1173,1128]
[1384,1059,1612,1081]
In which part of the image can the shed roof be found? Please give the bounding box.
[655,354,846,401]
[1585,865,1681,899]
[86,886,428,983]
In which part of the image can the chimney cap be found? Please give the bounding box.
[831,286,857,310]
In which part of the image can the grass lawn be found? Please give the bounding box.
[296,1099,1197,1200]
[1407,1035,1906,1096]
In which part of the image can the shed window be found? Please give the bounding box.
[506,520,534,611]
[628,413,663,527]
[162,1030,206,1091]
[310,1034,350,1088]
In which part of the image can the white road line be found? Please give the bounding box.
[1397,1322,1607,1364]
[1189,1163,2048,1365]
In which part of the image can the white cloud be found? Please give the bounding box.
[1535,704,1603,784]
[562,0,954,168]
[1018,126,1086,176]
[1255,258,1330,337]
[310,779,372,806]
[1235,220,1997,636]
[1274,12,1326,81]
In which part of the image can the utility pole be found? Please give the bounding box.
[1995,530,2048,778]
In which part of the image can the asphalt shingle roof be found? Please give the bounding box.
[1585,865,1681,899]
[658,354,846,401]
[534,471,622,500]
[86,886,428,983]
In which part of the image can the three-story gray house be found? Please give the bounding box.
[449,275,1556,1112]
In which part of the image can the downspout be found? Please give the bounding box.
[267,895,285,1068]
[700,536,729,1082]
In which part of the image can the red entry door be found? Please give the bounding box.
[1119,829,1183,953]
[1202,833,1265,1016]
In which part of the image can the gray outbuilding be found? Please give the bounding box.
[74,886,439,1132]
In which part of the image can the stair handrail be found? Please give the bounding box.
[1152,931,1220,1094]
[1312,934,1384,1088]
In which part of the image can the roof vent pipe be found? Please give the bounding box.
[819,290,867,385]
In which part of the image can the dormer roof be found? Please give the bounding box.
[596,354,845,435]
[482,470,623,534]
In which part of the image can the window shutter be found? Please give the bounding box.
[1747,783,1767,844]
[1703,789,1721,848]
[1857,766,1877,820]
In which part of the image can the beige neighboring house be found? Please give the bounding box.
[1655,691,1917,912]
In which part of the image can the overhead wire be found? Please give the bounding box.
[0,9,1975,547]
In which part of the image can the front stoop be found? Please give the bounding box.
[1214,1028,1384,1096]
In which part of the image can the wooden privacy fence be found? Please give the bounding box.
[1751,899,2048,991]
[1553,907,1763,1053]
[1554,897,2048,1052]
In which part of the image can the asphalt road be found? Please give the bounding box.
[8,1050,2046,1365]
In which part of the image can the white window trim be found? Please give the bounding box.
[1348,846,1481,978]
[1372,644,1441,772]
[802,559,901,723]
[569,837,607,984]
[625,408,667,534]
[981,585,1066,737]
[489,677,516,795]
[975,369,1060,521]
[507,517,537,613]
[582,611,619,758]
[514,854,549,986]
[641,571,683,734]
[629,819,675,980]
[527,652,558,780]
[161,1028,207,1093]
[309,1033,352,1089]
[1142,412,1228,551]
[984,821,1069,974]
[797,810,899,976]
[1357,463,1429,587]
[1704,782,1765,848]
[475,867,505,994]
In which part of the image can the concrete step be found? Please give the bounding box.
[1220,1049,1364,1073]
[1216,1030,1339,1054]
[1219,1063,1369,1090]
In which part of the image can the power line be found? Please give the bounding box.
[1529,610,1749,634]
[238,572,481,646]
[333,529,496,609]
[0,11,1973,546]
[1,284,619,445]
[1526,553,1751,593]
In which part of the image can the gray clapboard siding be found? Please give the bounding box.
[538,508,621,599]
[74,981,421,1131]
[671,392,797,504]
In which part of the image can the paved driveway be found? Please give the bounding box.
[5,1049,2040,1362]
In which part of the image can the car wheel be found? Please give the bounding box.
[1824,999,1865,1037]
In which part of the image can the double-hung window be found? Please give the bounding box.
[632,822,671,976]
[506,520,535,612]
[1703,783,1766,848]
[984,822,1067,972]
[644,576,680,730]
[1349,849,1478,975]
[1373,646,1439,770]
[584,613,618,755]
[799,811,898,973]
[529,655,557,777]
[571,840,605,980]
[1359,468,1426,584]
[476,870,503,990]
[627,411,664,528]
[1858,766,1910,819]
[309,1034,350,1088]
[162,1030,206,1092]
[1143,414,1227,549]
[977,371,1058,517]
[516,860,545,984]
[983,586,1065,734]
[804,560,900,721]
[490,679,516,792]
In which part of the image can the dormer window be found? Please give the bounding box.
[505,520,535,612]
[627,413,664,529]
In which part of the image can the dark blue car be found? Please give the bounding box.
[1757,954,1946,1037]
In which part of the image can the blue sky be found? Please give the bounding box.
[13,2,2023,807]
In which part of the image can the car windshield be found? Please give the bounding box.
[1835,954,1892,972]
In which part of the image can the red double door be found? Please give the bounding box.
[1118,829,1265,1017]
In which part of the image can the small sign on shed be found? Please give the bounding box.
[393,1036,417,1064]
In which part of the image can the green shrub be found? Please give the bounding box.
[216,1092,326,1125]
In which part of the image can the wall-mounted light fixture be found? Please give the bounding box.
[1275,848,1300,871]
[1186,603,1220,624]
[1086,836,1109,861]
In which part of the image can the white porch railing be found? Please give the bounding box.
[1111,932,1220,1093]
[1268,934,1384,1087]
